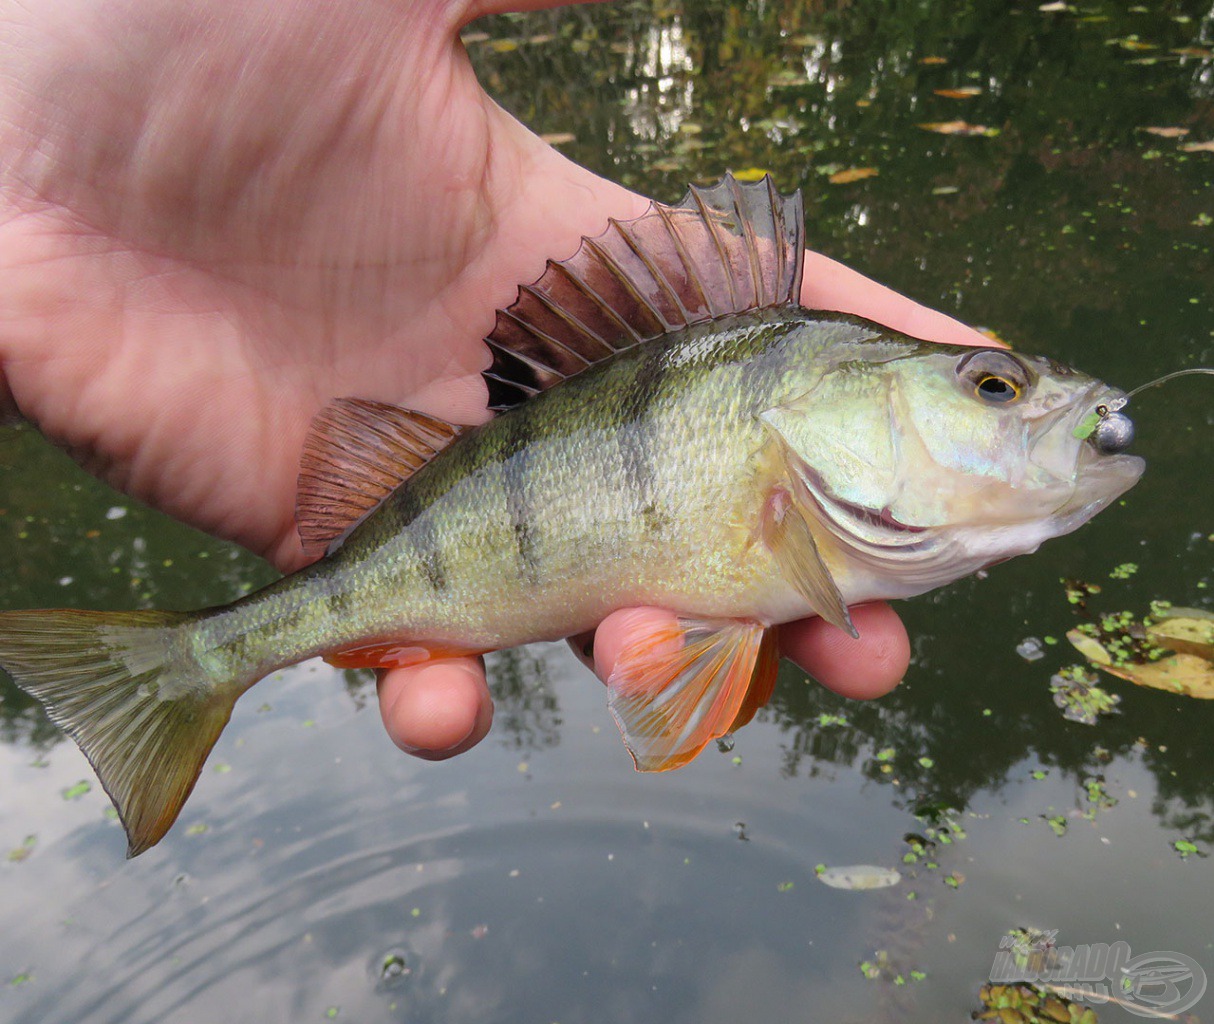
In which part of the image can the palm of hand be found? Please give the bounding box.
[0,1,646,569]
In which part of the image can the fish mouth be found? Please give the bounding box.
[1033,385,1145,533]
[1049,448,1144,535]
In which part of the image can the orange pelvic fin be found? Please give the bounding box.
[606,616,778,772]
[726,627,780,733]
[324,640,488,670]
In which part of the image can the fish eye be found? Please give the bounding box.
[976,375,1019,403]
[955,350,1032,406]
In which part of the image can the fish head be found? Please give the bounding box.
[770,342,1144,595]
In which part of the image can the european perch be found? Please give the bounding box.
[0,176,1144,856]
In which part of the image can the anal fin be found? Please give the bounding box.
[606,617,778,772]
[324,640,488,671]
[296,399,463,556]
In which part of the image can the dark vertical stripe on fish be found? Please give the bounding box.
[502,415,541,584]
[395,488,448,593]
[619,344,670,533]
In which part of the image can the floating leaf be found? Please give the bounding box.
[61,780,91,801]
[1069,609,1214,698]
[489,38,519,53]
[539,132,576,146]
[933,87,981,99]
[1049,665,1120,724]
[1139,126,1189,138]
[1107,35,1156,51]
[918,120,999,137]
[829,167,879,184]
[1181,141,1214,154]
[1038,1,1071,10]
[7,835,36,863]
[768,69,807,87]
[731,167,772,183]
[1148,609,1214,657]
[919,56,948,65]
[1172,47,1214,58]
[818,865,901,891]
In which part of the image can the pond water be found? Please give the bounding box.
[2,1,1213,1021]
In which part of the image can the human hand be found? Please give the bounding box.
[0,0,990,761]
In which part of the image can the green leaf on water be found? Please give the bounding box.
[61,781,91,801]
[7,835,36,862]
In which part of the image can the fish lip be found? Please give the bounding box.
[1051,450,1145,531]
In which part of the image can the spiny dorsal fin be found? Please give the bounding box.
[296,398,463,555]
[484,174,804,411]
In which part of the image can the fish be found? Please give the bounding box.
[0,175,1144,857]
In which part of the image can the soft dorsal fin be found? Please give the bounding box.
[296,398,463,555]
[484,174,804,411]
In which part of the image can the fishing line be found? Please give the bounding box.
[1104,367,1214,413]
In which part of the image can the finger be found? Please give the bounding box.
[588,604,909,701]
[800,251,1000,348]
[778,602,909,700]
[376,657,494,759]
[589,607,682,683]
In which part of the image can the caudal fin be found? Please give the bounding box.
[0,609,240,857]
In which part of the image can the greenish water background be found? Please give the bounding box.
[2,2,1212,1021]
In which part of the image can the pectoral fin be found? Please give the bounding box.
[607,617,779,772]
[757,418,856,638]
[760,481,856,638]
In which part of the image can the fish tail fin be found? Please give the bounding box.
[0,609,242,857]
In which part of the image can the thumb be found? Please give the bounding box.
[377,657,494,759]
